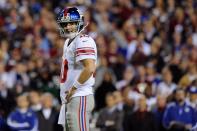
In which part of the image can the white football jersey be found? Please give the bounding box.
[59,34,97,103]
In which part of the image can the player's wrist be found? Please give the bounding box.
[72,86,77,90]
[73,80,82,89]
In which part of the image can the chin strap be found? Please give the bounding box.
[73,22,89,69]
[75,22,89,37]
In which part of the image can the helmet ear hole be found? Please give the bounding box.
[79,24,83,31]
[81,16,84,21]
[79,16,84,31]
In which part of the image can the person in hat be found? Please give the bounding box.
[186,86,197,109]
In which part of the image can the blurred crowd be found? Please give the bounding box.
[0,0,197,131]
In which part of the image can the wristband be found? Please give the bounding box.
[73,81,82,89]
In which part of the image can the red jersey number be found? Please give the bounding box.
[60,59,68,83]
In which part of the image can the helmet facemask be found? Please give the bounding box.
[58,21,83,39]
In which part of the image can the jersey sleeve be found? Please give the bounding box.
[75,35,97,62]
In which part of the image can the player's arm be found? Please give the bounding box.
[76,59,96,85]
[73,36,97,88]
[66,36,96,103]
[66,59,95,102]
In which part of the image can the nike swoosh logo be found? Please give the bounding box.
[82,40,88,42]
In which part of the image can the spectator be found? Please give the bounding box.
[0,40,9,63]
[179,63,197,89]
[133,65,147,88]
[94,56,116,89]
[113,90,124,111]
[121,86,135,115]
[127,32,151,65]
[163,88,197,131]
[37,93,62,131]
[28,90,42,111]
[0,78,16,118]
[144,84,156,111]
[96,92,123,131]
[121,86,135,131]
[115,65,135,90]
[152,95,167,131]
[7,93,38,131]
[186,86,197,110]
[124,95,157,131]
[148,37,165,73]
[156,67,177,98]
[94,70,117,111]
[106,38,119,67]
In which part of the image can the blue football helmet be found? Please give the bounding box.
[57,7,84,38]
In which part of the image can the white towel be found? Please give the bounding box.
[58,104,66,125]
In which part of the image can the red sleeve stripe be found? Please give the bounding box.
[76,47,94,50]
[76,53,95,56]
[76,49,95,54]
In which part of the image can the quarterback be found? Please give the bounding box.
[57,7,97,131]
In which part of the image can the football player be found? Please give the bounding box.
[57,7,97,131]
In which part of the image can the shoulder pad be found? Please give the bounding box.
[78,34,93,41]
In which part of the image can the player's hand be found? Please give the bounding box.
[65,86,77,103]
